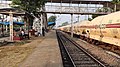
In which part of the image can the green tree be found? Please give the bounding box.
[48,16,57,22]
[88,18,92,21]
[11,0,46,29]
[92,7,113,19]
[96,7,113,12]
[11,0,46,16]
[92,14,102,19]
[112,0,120,11]
[61,22,69,26]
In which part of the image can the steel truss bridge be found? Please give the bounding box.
[45,5,112,15]
[43,0,116,37]
[45,0,115,15]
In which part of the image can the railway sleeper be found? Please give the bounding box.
[76,64,101,67]
[74,61,99,64]
[74,61,100,66]
[112,45,120,50]
[80,36,85,40]
[86,38,90,42]
[88,39,94,44]
[91,40,97,45]
[67,48,83,52]
[72,57,92,61]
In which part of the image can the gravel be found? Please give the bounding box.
[74,38,120,67]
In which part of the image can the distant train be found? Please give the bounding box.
[59,11,120,47]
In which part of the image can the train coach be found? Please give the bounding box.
[59,11,120,49]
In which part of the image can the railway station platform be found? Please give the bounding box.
[19,30,63,67]
[0,37,9,42]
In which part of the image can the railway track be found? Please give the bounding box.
[56,30,108,67]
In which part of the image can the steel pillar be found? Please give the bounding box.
[71,14,73,38]
[60,0,62,13]
[78,3,80,22]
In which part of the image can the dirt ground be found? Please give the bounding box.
[0,37,45,67]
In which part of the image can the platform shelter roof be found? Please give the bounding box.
[48,22,55,26]
[0,8,25,16]
[0,21,24,25]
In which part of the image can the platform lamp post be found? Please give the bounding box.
[9,11,13,42]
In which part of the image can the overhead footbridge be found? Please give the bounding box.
[45,0,115,15]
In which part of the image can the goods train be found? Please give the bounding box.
[59,11,120,48]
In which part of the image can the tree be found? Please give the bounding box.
[11,0,46,29]
[96,7,113,13]
[11,0,46,16]
[112,0,120,11]
[48,16,57,22]
[61,22,69,26]
[88,18,92,21]
[92,7,113,19]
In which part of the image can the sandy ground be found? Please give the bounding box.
[0,37,45,67]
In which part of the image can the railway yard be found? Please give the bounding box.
[0,30,120,67]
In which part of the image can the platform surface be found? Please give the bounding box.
[0,37,9,41]
[19,30,63,67]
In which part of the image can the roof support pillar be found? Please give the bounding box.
[1,15,4,36]
[6,25,7,33]
[9,11,13,42]
[60,0,62,13]
[40,13,43,35]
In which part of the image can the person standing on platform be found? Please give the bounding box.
[42,27,45,36]
[21,29,25,38]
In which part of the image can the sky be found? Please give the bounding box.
[47,14,91,27]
